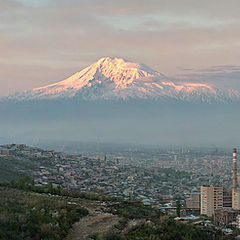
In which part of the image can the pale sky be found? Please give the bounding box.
[1,0,240,96]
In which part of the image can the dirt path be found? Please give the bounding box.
[65,212,119,240]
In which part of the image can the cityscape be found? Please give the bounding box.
[1,144,240,235]
[1,0,240,239]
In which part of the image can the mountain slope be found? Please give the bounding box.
[6,57,240,103]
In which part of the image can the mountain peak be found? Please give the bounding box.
[88,57,161,86]
[94,56,161,80]
[95,57,157,74]
[4,57,240,102]
[30,57,163,99]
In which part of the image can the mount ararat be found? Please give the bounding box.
[0,57,239,147]
[3,57,240,103]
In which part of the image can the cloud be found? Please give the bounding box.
[14,0,50,7]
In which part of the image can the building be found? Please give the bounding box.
[209,148,240,222]
[201,185,223,217]
[186,192,200,209]
[0,149,10,156]
[223,189,232,208]
[233,148,237,189]
[185,192,201,216]
[214,209,240,226]
[232,189,240,209]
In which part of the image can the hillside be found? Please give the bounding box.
[0,145,238,239]
[0,183,89,240]
[0,181,225,240]
[0,179,164,240]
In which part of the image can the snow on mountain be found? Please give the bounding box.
[6,57,240,102]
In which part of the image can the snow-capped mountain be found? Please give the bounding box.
[1,57,240,146]
[6,57,240,103]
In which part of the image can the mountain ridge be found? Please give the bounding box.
[2,57,240,103]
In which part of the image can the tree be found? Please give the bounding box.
[176,200,181,217]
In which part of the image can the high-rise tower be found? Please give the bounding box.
[233,148,237,189]
[201,185,223,217]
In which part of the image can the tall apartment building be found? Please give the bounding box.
[201,185,223,217]
[223,189,232,208]
[232,189,240,209]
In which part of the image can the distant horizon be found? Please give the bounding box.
[0,139,237,151]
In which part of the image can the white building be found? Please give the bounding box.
[201,185,223,217]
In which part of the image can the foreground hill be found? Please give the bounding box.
[0,180,226,240]
[0,183,89,240]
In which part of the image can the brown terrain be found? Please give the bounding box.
[65,210,119,240]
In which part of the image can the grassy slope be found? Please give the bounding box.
[0,186,88,240]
